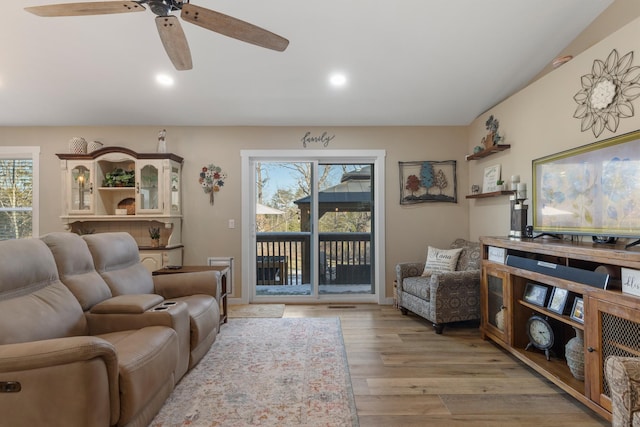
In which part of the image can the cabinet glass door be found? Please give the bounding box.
[170,164,180,214]
[70,163,93,213]
[482,266,509,342]
[137,162,161,213]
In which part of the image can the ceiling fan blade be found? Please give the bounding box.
[155,16,192,71]
[181,4,289,52]
[24,1,145,17]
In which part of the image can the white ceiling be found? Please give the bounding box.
[2,0,613,126]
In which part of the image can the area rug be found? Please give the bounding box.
[150,318,359,427]
[227,304,285,318]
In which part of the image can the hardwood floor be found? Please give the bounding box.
[283,304,608,427]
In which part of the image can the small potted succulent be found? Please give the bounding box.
[496,180,505,191]
[148,226,161,247]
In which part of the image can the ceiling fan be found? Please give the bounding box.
[24,1,289,70]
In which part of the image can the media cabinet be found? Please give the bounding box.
[480,236,640,421]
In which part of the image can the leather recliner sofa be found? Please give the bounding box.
[81,232,220,369]
[0,232,221,427]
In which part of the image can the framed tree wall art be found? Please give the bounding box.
[399,160,457,204]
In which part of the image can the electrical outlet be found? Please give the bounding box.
[228,219,235,229]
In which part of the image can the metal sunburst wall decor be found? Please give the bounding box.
[573,49,640,138]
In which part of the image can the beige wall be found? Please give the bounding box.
[467,15,640,240]
[0,126,469,301]
[4,4,640,302]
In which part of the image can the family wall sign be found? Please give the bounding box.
[301,131,336,148]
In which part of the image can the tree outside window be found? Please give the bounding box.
[0,148,38,240]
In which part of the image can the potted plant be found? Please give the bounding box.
[496,180,505,191]
[103,168,135,187]
[148,226,161,247]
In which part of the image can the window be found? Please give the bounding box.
[0,147,39,239]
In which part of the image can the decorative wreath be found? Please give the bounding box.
[199,164,227,205]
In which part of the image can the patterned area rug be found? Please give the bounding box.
[227,304,285,318]
[150,318,359,427]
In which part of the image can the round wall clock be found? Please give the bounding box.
[525,314,554,361]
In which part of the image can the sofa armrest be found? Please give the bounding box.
[395,262,425,287]
[86,302,191,379]
[0,336,120,426]
[605,356,640,427]
[429,269,481,323]
[90,294,164,314]
[153,270,218,299]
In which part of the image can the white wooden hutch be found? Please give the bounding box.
[56,147,183,271]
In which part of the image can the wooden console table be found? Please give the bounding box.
[153,265,229,327]
[479,236,640,421]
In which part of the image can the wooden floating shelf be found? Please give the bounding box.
[466,144,511,160]
[466,190,514,199]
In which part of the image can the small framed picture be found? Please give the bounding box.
[482,164,501,193]
[547,287,569,314]
[523,282,548,307]
[570,297,585,324]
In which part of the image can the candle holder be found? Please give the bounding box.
[510,183,528,238]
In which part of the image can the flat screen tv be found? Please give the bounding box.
[532,129,640,246]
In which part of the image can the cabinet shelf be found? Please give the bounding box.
[518,299,584,330]
[511,347,586,395]
[466,144,511,160]
[466,190,514,199]
[97,186,135,191]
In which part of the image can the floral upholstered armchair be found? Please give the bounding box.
[395,239,481,334]
[605,356,640,426]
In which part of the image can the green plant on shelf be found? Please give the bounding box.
[103,168,135,187]
[148,227,161,240]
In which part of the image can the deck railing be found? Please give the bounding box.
[256,232,371,285]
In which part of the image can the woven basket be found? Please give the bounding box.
[118,198,135,215]
[68,137,87,154]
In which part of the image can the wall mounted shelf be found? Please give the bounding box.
[466,144,511,160]
[466,190,514,199]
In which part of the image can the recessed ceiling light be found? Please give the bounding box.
[329,73,347,87]
[156,74,174,87]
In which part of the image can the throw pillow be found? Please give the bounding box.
[421,246,463,276]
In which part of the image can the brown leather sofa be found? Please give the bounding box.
[0,233,221,427]
[82,232,220,369]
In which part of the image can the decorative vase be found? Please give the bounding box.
[68,137,87,154]
[87,140,103,153]
[151,238,160,248]
[565,327,585,381]
[495,307,505,331]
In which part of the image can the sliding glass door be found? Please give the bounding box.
[243,151,383,303]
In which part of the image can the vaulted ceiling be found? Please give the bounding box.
[2,0,613,126]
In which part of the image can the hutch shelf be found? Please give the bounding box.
[479,236,640,421]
